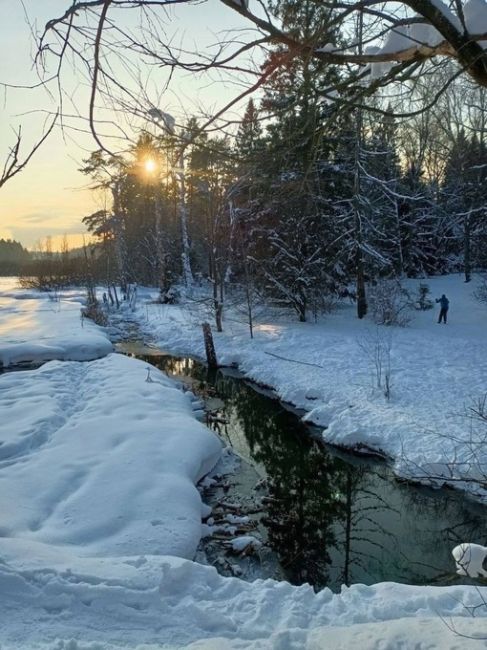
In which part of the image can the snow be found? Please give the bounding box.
[316,43,336,53]
[2,548,487,648]
[230,535,262,552]
[132,274,487,499]
[464,0,487,46]
[453,543,487,577]
[381,26,412,55]
[0,353,221,557]
[0,278,112,367]
[430,0,462,30]
[1,276,487,648]
[409,17,443,48]
[374,1,471,65]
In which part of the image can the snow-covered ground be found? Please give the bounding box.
[0,277,112,366]
[132,274,487,498]
[1,276,487,649]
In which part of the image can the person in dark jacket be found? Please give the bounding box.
[436,294,449,324]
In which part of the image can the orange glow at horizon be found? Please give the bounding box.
[26,233,97,253]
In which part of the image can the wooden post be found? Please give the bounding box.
[202,322,218,368]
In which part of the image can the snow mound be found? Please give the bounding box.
[0,353,221,557]
[2,550,486,649]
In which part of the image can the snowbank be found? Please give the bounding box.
[1,550,486,648]
[0,278,112,366]
[132,275,487,497]
[0,353,221,556]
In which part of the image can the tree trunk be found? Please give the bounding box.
[342,470,353,587]
[356,257,367,319]
[202,322,218,368]
[394,197,404,277]
[112,180,128,293]
[177,151,193,289]
[354,8,367,320]
[215,302,223,333]
[464,212,472,283]
[245,268,254,339]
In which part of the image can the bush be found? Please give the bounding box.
[81,302,108,327]
[368,279,411,327]
[474,275,487,304]
[414,283,434,311]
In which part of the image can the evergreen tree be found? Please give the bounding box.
[232,0,351,322]
[442,130,487,280]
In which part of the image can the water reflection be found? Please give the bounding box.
[126,349,487,592]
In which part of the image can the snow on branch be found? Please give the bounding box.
[221,0,487,87]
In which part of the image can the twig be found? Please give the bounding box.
[264,350,324,369]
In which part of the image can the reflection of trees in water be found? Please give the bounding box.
[207,372,418,589]
[216,373,347,589]
[211,372,457,590]
[385,479,487,585]
[335,466,403,586]
[137,356,487,590]
[211,374,410,590]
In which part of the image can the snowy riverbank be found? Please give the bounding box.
[1,277,487,649]
[0,278,112,366]
[131,274,487,498]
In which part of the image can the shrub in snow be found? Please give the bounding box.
[81,302,108,327]
[414,283,434,310]
[368,279,411,327]
[230,535,262,554]
[358,326,393,400]
[159,286,180,304]
[474,275,487,304]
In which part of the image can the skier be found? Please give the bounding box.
[436,294,449,324]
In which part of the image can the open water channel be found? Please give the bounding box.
[119,342,487,593]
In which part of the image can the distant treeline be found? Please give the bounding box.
[0,239,31,275]
[0,238,107,289]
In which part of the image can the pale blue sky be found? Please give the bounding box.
[0,0,254,249]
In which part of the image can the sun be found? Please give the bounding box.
[144,158,157,174]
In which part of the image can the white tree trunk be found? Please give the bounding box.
[176,151,193,289]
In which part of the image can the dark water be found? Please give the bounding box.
[121,345,487,593]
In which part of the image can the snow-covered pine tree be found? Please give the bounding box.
[233,0,350,322]
[442,130,487,281]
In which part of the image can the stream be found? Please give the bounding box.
[118,341,487,593]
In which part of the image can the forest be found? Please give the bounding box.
[76,63,487,325]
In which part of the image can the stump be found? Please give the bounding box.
[202,322,218,368]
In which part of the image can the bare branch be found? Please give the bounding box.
[0,113,58,190]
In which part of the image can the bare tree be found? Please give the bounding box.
[0,117,57,190]
[4,2,487,183]
[33,1,487,157]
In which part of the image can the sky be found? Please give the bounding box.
[0,0,253,250]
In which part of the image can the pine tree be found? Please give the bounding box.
[232,0,350,322]
[442,130,487,281]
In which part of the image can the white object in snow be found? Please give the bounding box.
[231,535,262,553]
[452,543,487,577]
